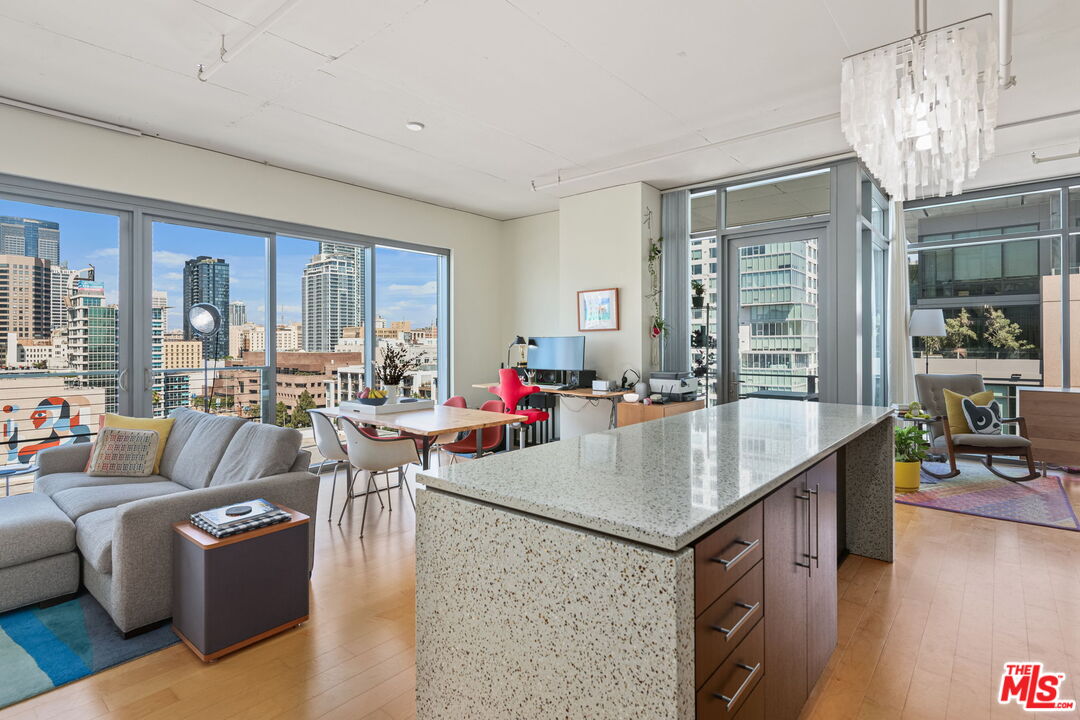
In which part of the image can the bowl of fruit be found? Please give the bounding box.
[356,388,388,406]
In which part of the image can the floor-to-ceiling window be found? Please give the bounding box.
[0,196,123,490]
[905,179,1077,414]
[0,174,450,481]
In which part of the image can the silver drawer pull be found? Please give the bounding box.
[713,662,761,710]
[710,601,761,641]
[710,538,760,571]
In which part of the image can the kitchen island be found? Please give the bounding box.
[415,399,893,719]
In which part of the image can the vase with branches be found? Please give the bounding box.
[376,343,427,401]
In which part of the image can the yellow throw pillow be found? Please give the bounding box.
[103,414,174,474]
[942,389,994,436]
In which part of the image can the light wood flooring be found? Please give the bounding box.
[2,465,1079,720]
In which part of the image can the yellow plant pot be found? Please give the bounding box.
[894,461,922,492]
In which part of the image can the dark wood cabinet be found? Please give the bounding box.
[762,473,809,720]
[807,453,838,686]
[761,455,839,720]
[695,453,838,720]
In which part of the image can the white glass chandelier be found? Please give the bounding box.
[840,15,999,202]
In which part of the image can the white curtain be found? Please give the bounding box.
[888,200,917,404]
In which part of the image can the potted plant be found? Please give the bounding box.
[376,343,427,402]
[894,424,929,492]
[691,280,705,309]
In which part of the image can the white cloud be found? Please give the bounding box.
[90,247,119,259]
[387,281,437,296]
[153,250,190,268]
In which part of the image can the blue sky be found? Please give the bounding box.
[0,199,439,331]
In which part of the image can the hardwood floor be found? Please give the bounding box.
[3,466,1079,719]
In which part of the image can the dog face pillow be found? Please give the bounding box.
[961,397,1002,435]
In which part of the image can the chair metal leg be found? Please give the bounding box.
[359,472,375,538]
[337,465,358,526]
[402,474,416,510]
[326,462,340,523]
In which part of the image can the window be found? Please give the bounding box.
[906,182,1078,401]
[0,198,120,482]
[374,246,443,400]
[725,169,830,228]
[691,190,717,233]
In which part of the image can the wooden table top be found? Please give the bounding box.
[320,405,528,436]
[471,383,630,399]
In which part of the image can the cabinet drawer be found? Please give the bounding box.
[730,678,764,720]
[695,560,763,688]
[694,503,763,614]
[696,619,764,719]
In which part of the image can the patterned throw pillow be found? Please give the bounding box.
[86,426,160,477]
[960,397,1003,435]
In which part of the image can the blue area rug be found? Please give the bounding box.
[0,592,178,710]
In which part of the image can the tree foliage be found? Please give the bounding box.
[983,305,1034,355]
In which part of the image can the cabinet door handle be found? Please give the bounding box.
[710,538,759,571]
[711,601,760,641]
[796,490,811,573]
[713,662,761,711]
[811,483,820,569]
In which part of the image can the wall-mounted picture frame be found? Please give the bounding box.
[577,288,620,332]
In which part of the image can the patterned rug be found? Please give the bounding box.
[0,592,178,710]
[895,461,1080,531]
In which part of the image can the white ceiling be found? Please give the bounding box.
[1,0,1078,220]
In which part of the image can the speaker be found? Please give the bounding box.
[567,370,596,389]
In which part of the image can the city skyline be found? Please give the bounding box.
[0,199,440,332]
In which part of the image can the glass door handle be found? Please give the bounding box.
[117,368,129,392]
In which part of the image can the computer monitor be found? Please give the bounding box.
[527,336,585,371]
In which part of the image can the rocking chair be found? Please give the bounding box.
[914,373,1040,482]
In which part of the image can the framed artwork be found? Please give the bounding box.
[577,288,620,332]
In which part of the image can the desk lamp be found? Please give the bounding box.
[507,336,537,369]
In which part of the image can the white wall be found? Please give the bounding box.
[502,182,660,383]
[0,105,504,405]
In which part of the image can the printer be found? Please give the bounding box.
[648,371,699,402]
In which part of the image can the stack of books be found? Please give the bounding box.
[190,499,291,539]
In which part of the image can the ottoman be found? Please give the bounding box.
[0,493,79,613]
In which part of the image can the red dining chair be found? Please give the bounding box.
[489,368,550,449]
[442,400,506,464]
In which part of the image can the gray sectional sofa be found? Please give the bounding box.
[0,408,319,635]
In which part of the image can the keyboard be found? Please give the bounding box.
[536,384,563,391]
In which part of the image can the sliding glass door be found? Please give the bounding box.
[144,219,269,422]
[0,196,127,485]
[724,228,821,402]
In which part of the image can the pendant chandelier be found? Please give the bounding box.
[840,13,999,202]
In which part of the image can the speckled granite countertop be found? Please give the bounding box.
[419,399,892,551]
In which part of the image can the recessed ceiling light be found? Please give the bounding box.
[405,121,425,132]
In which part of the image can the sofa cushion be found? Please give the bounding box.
[75,508,116,574]
[0,493,76,570]
[933,433,1032,449]
[34,472,169,499]
[209,423,303,486]
[103,414,175,473]
[158,408,246,490]
[52,481,187,521]
[86,426,160,477]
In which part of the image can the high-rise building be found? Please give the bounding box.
[152,290,169,332]
[319,241,366,327]
[49,263,79,331]
[0,253,52,341]
[67,279,118,413]
[302,253,358,352]
[736,240,818,395]
[0,217,60,264]
[228,300,247,327]
[183,256,230,359]
[151,302,190,418]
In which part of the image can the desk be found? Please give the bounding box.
[617,399,705,427]
[472,383,629,433]
[319,405,527,469]
[1017,386,1080,468]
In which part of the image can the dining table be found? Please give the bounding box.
[318,404,528,470]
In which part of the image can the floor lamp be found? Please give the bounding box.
[188,303,223,413]
[909,308,946,374]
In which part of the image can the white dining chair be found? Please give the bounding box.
[340,419,421,537]
[310,410,384,523]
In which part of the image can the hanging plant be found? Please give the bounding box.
[646,237,667,338]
